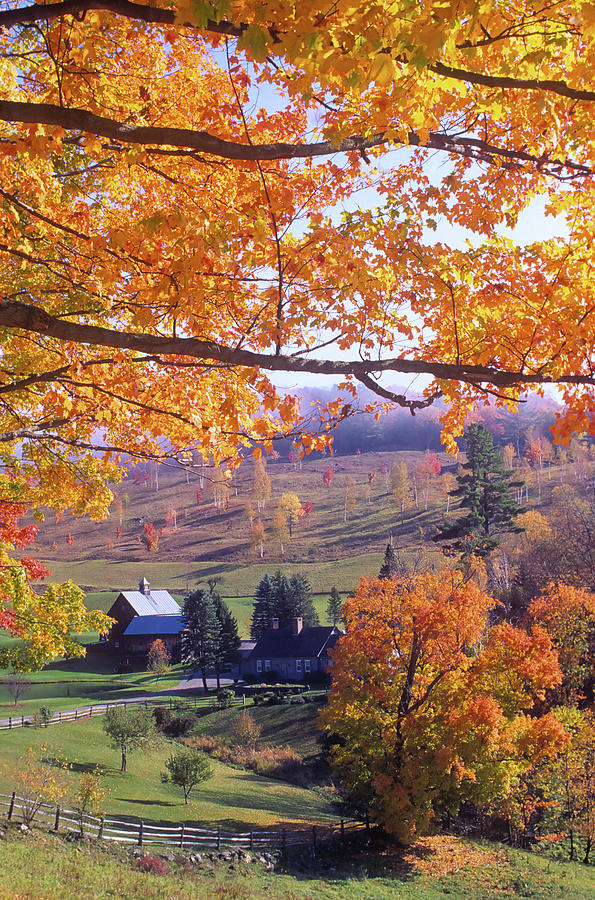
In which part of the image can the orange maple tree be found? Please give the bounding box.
[320,570,566,841]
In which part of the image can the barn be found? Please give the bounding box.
[106,577,182,660]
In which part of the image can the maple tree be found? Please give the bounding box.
[277,491,302,536]
[320,569,565,841]
[102,706,157,773]
[147,637,171,685]
[0,1,594,660]
[525,582,595,705]
[390,460,411,515]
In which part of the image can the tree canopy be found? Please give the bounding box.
[0,1,594,660]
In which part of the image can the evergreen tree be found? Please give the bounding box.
[250,573,276,640]
[379,543,399,579]
[250,571,319,638]
[435,424,523,557]
[181,589,222,693]
[327,586,343,626]
[286,573,319,627]
[209,587,240,689]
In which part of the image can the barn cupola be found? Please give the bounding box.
[139,577,150,596]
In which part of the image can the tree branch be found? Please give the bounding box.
[1,3,593,103]
[0,300,592,393]
[0,101,590,177]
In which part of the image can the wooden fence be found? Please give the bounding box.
[0,694,245,731]
[0,791,366,853]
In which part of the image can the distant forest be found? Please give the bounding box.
[281,387,572,457]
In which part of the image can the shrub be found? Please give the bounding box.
[189,736,307,784]
[135,855,169,875]
[39,706,52,726]
[153,706,172,731]
[166,713,198,737]
[217,688,235,708]
[231,712,261,748]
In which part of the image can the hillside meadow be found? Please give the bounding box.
[0,716,341,829]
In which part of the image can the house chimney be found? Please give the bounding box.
[271,617,279,630]
[292,617,303,635]
[139,577,150,596]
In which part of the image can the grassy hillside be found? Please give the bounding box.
[26,447,590,633]
[0,828,593,899]
[0,717,340,828]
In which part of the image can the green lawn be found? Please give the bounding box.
[0,828,593,900]
[0,717,341,829]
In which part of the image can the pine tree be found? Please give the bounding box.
[181,589,222,693]
[209,586,240,689]
[327,586,343,626]
[286,573,319,627]
[436,424,524,557]
[379,543,400,579]
[250,574,276,640]
[251,571,319,638]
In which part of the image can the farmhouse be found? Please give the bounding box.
[106,577,182,660]
[242,617,343,682]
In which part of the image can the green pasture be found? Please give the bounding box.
[0,717,341,829]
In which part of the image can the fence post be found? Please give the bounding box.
[281,828,287,859]
[312,826,317,858]
[89,706,93,718]
[180,824,185,849]
[59,711,62,724]
[138,820,144,848]
[21,715,24,726]
[54,806,61,831]
[249,830,253,850]
[365,811,370,832]
[74,709,78,720]
[8,717,11,730]
[340,819,345,847]
[242,694,246,707]
[98,816,104,840]
[7,791,15,820]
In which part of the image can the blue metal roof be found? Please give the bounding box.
[123,614,183,636]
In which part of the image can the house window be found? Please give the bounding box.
[256,659,262,673]
[296,659,302,673]
[304,659,311,673]
[264,659,271,672]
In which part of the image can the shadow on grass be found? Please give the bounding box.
[278,831,421,887]
[119,799,176,807]
[67,761,121,776]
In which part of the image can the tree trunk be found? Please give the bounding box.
[215,663,221,691]
[201,666,208,694]
[121,745,127,773]
[584,838,591,865]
